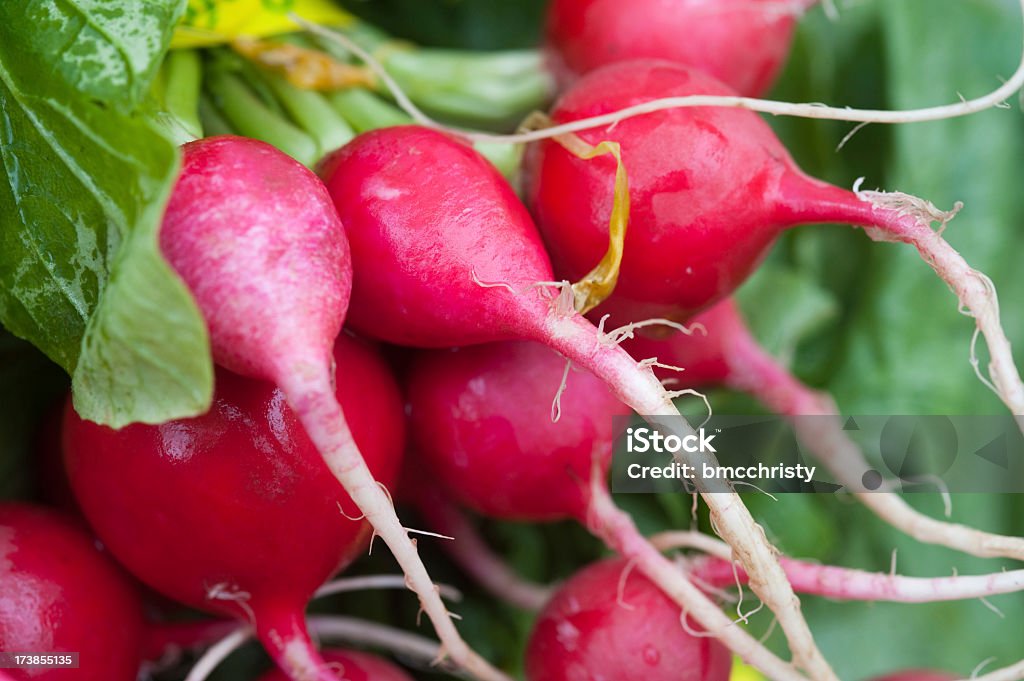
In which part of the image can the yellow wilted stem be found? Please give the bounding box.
[521,113,631,314]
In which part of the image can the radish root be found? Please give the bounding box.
[584,480,810,681]
[702,310,1024,561]
[657,531,1024,603]
[282,369,513,681]
[852,188,1024,426]
[540,311,834,681]
[415,495,554,612]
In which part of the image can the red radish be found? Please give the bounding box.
[524,60,1024,417]
[545,0,815,96]
[408,342,621,522]
[0,503,145,681]
[623,298,1024,561]
[63,334,403,681]
[320,125,832,681]
[258,649,414,681]
[157,136,502,681]
[525,558,732,681]
[159,136,349,385]
[619,299,756,391]
[143,620,240,662]
[405,340,799,680]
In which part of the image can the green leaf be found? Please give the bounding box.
[0,0,213,427]
[0,0,186,110]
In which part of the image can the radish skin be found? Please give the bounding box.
[63,336,403,681]
[0,504,145,681]
[524,61,1024,427]
[525,557,733,681]
[157,136,507,681]
[545,0,816,96]
[406,341,808,681]
[322,125,833,681]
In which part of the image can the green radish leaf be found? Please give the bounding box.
[736,264,839,357]
[0,0,213,427]
[0,1,186,111]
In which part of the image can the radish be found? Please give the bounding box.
[258,649,414,681]
[320,124,833,681]
[545,0,815,96]
[523,60,1024,417]
[62,334,403,681]
[404,340,810,677]
[622,298,1024,561]
[154,135,504,681]
[525,557,732,681]
[407,342,620,524]
[0,503,145,681]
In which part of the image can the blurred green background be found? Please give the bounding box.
[5,0,1024,679]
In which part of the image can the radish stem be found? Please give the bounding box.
[280,367,512,681]
[257,609,339,681]
[536,311,833,681]
[415,489,553,612]
[586,485,807,681]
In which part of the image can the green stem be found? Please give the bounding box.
[264,75,355,157]
[198,93,235,137]
[325,87,412,132]
[326,87,521,178]
[204,69,318,166]
[162,50,203,140]
[383,48,553,126]
[311,27,553,127]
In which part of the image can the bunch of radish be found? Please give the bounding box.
[18,1,1024,680]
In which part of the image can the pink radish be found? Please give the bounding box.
[545,0,815,95]
[258,649,414,681]
[154,135,503,681]
[523,60,1024,417]
[405,340,812,676]
[408,342,622,522]
[623,298,1024,561]
[525,558,732,681]
[0,503,145,681]
[320,124,833,681]
[63,334,402,681]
